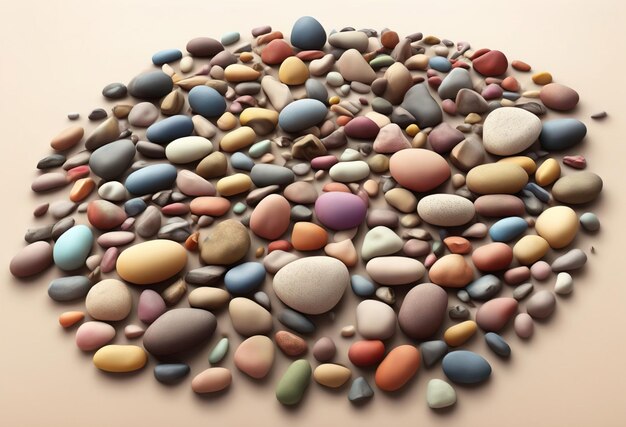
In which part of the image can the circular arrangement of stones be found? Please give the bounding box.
[10,16,604,409]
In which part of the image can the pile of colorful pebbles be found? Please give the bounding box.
[9,16,604,409]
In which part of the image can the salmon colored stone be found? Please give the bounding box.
[501,76,520,92]
[69,178,95,202]
[322,182,351,192]
[50,125,84,151]
[87,200,127,231]
[291,222,328,251]
[161,202,190,216]
[444,320,477,346]
[268,240,292,252]
[59,311,85,328]
[472,242,513,271]
[66,165,90,182]
[443,236,472,254]
[324,239,358,267]
[428,254,474,288]
[250,194,291,240]
[476,298,518,331]
[191,367,232,393]
[189,196,231,216]
[348,340,385,367]
[375,345,420,392]
[389,148,450,192]
[275,330,308,357]
[511,60,531,72]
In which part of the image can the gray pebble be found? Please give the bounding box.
[51,217,75,240]
[348,377,374,404]
[448,304,470,320]
[420,340,448,368]
[254,291,272,311]
[135,205,161,237]
[67,112,80,120]
[485,332,511,357]
[88,108,108,121]
[457,289,470,303]
[102,82,128,99]
[513,282,534,301]
[184,266,226,286]
[37,154,66,170]
[48,276,91,302]
[579,212,600,232]
[291,205,313,222]
[591,111,607,119]
[466,274,502,300]
[551,249,587,272]
[25,224,53,243]
[278,309,315,334]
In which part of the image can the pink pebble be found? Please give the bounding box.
[514,313,534,339]
[530,260,551,281]
[442,99,457,115]
[162,202,190,216]
[424,253,438,268]
[504,266,531,285]
[138,290,167,324]
[124,324,145,339]
[427,76,442,89]
[100,247,119,273]
[311,155,338,170]
[481,83,503,100]
[75,321,115,351]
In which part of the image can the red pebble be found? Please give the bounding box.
[452,61,470,69]
[268,240,292,253]
[256,31,283,45]
[66,165,90,182]
[261,39,294,65]
[428,76,442,89]
[473,50,509,76]
[161,203,190,216]
[511,60,531,72]
[470,48,491,60]
[349,340,386,367]
[296,50,325,61]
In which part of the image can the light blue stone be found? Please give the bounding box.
[248,140,272,158]
[53,225,93,271]
[291,16,327,50]
[278,99,328,133]
[224,262,266,295]
[208,337,229,363]
[230,152,255,171]
[221,31,240,46]
[579,212,600,232]
[351,274,375,297]
[152,49,182,65]
[429,56,452,72]
[233,202,247,215]
[465,274,502,300]
[146,115,194,144]
[489,216,528,242]
[124,198,147,216]
[125,163,177,195]
[525,183,550,203]
[442,350,492,384]
[539,118,587,151]
[188,86,226,118]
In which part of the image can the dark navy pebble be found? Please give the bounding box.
[539,118,587,151]
[485,332,511,357]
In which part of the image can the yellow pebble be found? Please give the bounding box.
[535,158,561,186]
[239,52,254,63]
[464,113,482,124]
[328,96,340,105]
[278,56,309,86]
[444,320,477,347]
[216,173,252,196]
[216,112,238,131]
[497,156,537,175]
[405,124,420,136]
[513,235,550,265]
[93,345,147,373]
[532,71,553,85]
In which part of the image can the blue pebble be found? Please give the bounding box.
[429,56,452,72]
[539,118,587,151]
[442,350,492,385]
[278,99,328,133]
[489,216,528,242]
[221,31,240,46]
[351,274,375,297]
[485,332,511,357]
[124,197,147,216]
[278,309,316,334]
[291,16,327,50]
[53,225,94,271]
[125,163,177,195]
[151,49,183,66]
[47,276,91,301]
[154,363,190,384]
[146,115,194,144]
[525,183,551,203]
[188,86,226,118]
[502,91,520,101]
[224,262,266,295]
[230,152,255,171]
[465,274,502,300]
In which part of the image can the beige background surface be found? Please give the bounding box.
[1,0,626,426]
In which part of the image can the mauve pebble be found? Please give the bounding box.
[526,290,556,319]
[514,313,534,338]
[128,102,160,127]
[10,241,53,278]
[530,260,552,280]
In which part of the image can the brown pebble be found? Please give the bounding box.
[275,330,308,357]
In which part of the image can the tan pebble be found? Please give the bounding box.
[535,206,579,249]
[497,156,537,174]
[522,90,540,98]
[239,52,254,63]
[239,108,279,135]
[229,297,273,336]
[220,126,256,152]
[412,132,427,148]
[368,154,389,173]
[224,64,261,82]
[175,75,210,90]
[196,151,228,179]
[112,105,133,119]
[451,173,465,188]
[85,279,132,321]
[191,367,232,393]
[405,54,429,70]
[513,235,550,265]
[444,320,477,346]
[423,35,440,44]
[50,125,84,151]
[261,153,275,163]
[464,113,482,124]
[192,115,218,139]
[400,214,421,228]
[324,239,358,267]
[93,345,147,373]
[160,90,185,115]
[161,279,187,306]
[161,63,175,76]
[188,287,231,311]
[279,57,309,85]
[384,188,417,213]
[466,163,528,194]
[217,112,238,131]
[535,158,561,186]
[180,56,194,73]
[116,240,187,285]
[341,325,356,337]
[255,246,265,258]
[532,71,553,85]
[501,99,516,107]
[363,179,379,196]
[313,364,352,388]
[216,173,252,196]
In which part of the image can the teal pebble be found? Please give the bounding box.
[233,202,247,215]
[489,216,528,242]
[152,49,182,65]
[369,54,395,69]
[579,212,600,232]
[224,262,266,295]
[53,225,94,271]
[208,337,229,364]
[248,140,272,158]
[221,32,240,46]
[539,118,587,151]
[351,274,375,297]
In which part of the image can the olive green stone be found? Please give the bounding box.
[369,54,395,69]
[275,359,312,405]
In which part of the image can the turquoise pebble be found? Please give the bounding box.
[125,164,177,195]
[539,118,587,151]
[278,99,328,133]
[188,86,226,118]
[248,140,272,158]
[208,337,229,364]
[351,274,375,297]
[429,56,452,72]
[442,350,491,384]
[221,32,240,46]
[233,202,247,215]
[152,49,182,65]
[369,54,395,69]
[230,152,255,171]
[489,216,528,242]
[224,262,266,295]
[146,115,194,144]
[53,225,93,271]
[579,212,600,231]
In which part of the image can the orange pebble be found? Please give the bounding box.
[184,232,199,251]
[381,30,400,49]
[291,222,328,251]
[511,60,531,72]
[189,196,231,216]
[69,178,95,202]
[375,345,420,392]
[59,311,84,328]
[336,116,352,127]
[322,182,351,193]
[443,236,472,254]
[501,76,520,92]
[268,240,292,253]
[239,52,253,63]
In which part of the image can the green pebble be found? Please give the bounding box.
[208,337,229,364]
[369,54,395,69]
[275,359,311,406]
[248,139,272,158]
[221,31,240,46]
[233,202,247,215]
